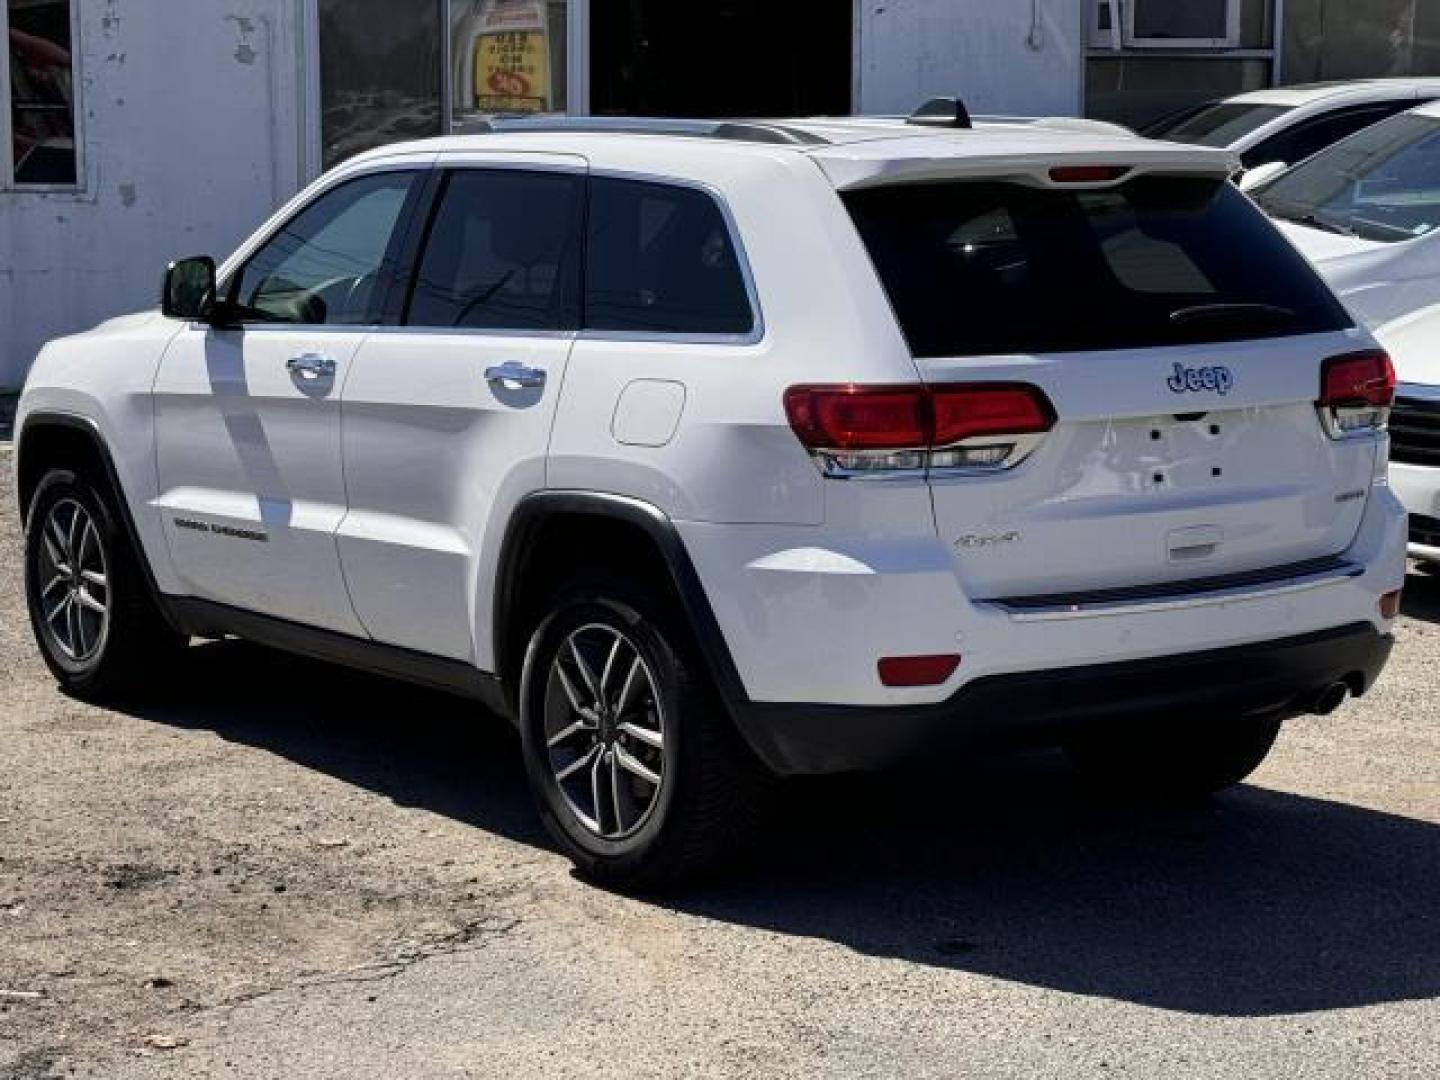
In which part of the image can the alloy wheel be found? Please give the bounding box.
[543,623,666,840]
[35,498,110,663]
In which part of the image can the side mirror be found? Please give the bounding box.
[161,256,218,321]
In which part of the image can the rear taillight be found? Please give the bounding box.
[784,383,1055,477]
[1048,165,1131,185]
[1318,350,1395,439]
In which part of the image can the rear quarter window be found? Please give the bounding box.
[843,176,1352,358]
[584,177,755,337]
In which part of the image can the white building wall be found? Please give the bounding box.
[857,0,1083,117]
[0,1,313,389]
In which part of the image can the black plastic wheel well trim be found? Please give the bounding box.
[16,411,177,627]
[493,491,754,719]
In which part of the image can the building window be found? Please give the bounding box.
[1125,0,1240,49]
[4,0,79,188]
[1089,0,1242,52]
[318,0,444,170]
[449,0,567,125]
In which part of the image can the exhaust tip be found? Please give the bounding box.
[1311,682,1350,717]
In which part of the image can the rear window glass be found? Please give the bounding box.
[1155,103,1291,147]
[585,177,755,336]
[843,177,1351,358]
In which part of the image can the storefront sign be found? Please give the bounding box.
[467,0,552,113]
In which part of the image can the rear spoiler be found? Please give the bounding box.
[813,145,1239,192]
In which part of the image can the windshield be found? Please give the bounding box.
[843,176,1350,359]
[1153,102,1292,147]
[1255,113,1440,243]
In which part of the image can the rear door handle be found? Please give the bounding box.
[287,352,337,380]
[485,361,546,389]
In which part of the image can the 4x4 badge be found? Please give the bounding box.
[956,531,1021,549]
[1167,362,1234,395]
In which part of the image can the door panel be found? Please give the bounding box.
[338,157,586,663]
[153,327,369,634]
[152,167,425,633]
[339,330,575,660]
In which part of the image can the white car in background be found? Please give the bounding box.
[1253,102,1440,331]
[1148,78,1440,184]
[1248,103,1440,565]
[1355,309,1440,566]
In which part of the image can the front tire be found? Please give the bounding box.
[24,468,185,700]
[1063,712,1284,799]
[518,578,769,890]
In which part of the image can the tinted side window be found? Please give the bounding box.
[585,178,754,336]
[843,177,1351,359]
[230,172,419,325]
[406,170,583,330]
[1242,103,1413,169]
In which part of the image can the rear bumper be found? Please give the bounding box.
[678,483,1407,710]
[734,623,1392,775]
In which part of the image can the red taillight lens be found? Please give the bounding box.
[1048,165,1131,184]
[878,654,962,687]
[783,385,929,450]
[1318,349,1394,439]
[931,385,1055,445]
[1320,350,1396,408]
[784,383,1054,451]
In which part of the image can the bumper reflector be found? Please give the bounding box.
[878,654,962,687]
[1379,590,1402,620]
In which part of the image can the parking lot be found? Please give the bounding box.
[0,427,1437,1079]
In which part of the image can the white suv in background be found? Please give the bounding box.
[1247,104,1440,566]
[16,111,1407,887]
[1352,310,1440,566]
[1147,78,1440,183]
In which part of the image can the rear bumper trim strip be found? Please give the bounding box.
[986,555,1362,622]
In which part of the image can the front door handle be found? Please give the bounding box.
[484,361,546,389]
[287,352,337,380]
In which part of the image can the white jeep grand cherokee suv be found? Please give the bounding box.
[16,113,1407,887]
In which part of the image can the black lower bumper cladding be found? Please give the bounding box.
[734,623,1393,776]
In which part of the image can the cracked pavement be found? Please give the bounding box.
[1,437,1437,1079]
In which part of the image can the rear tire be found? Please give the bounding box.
[518,575,770,890]
[24,468,186,701]
[1063,712,1284,799]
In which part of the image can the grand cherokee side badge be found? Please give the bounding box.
[1167,362,1234,395]
[174,516,269,543]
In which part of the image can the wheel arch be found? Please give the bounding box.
[16,412,169,608]
[492,492,752,723]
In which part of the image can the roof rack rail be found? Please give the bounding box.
[907,96,973,130]
[460,115,830,146]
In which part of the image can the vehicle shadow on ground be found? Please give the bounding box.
[127,639,1439,1020]
[0,394,16,442]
